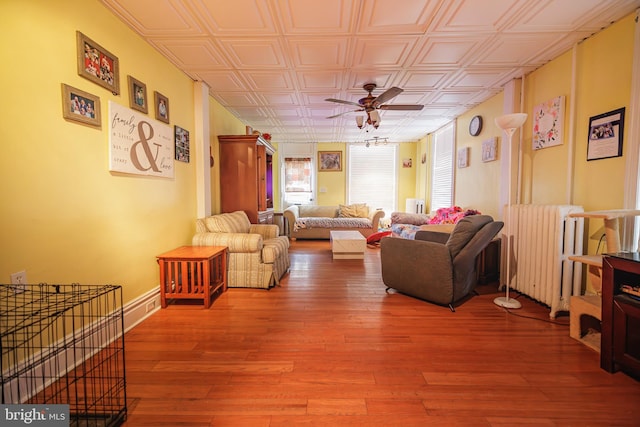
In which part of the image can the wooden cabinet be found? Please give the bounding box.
[218,134,275,224]
[602,253,640,379]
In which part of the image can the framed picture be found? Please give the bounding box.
[532,95,565,150]
[76,31,119,95]
[457,147,469,168]
[318,151,342,171]
[175,125,190,163]
[403,158,413,168]
[154,91,170,124]
[587,107,625,161]
[61,83,101,128]
[128,75,148,114]
[482,137,497,162]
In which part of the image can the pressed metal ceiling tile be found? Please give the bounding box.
[191,0,276,34]
[288,38,350,68]
[277,0,356,34]
[219,39,287,68]
[358,0,440,33]
[101,0,203,35]
[100,0,640,143]
[244,71,295,90]
[196,71,248,91]
[152,39,227,68]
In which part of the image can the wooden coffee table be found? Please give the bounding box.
[156,246,227,308]
[330,230,366,259]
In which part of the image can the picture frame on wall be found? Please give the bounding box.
[481,137,497,162]
[127,76,148,114]
[61,83,101,128]
[457,147,469,168]
[76,31,120,95]
[154,91,170,124]
[587,107,625,161]
[318,151,342,171]
[175,125,190,163]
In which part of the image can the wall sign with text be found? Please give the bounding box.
[108,101,174,178]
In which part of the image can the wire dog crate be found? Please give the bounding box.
[1,284,127,426]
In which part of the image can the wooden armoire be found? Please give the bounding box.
[218,134,274,224]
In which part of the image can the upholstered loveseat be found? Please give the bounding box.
[192,211,290,289]
[283,204,385,240]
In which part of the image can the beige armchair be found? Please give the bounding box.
[192,211,290,289]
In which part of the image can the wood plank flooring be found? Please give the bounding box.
[123,240,640,426]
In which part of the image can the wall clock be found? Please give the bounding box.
[469,115,483,136]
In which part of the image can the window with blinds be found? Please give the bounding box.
[430,122,455,211]
[348,144,397,215]
[283,157,313,205]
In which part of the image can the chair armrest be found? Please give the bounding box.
[249,224,279,239]
[380,237,454,305]
[415,230,450,244]
[192,232,263,252]
[283,206,299,236]
[369,209,385,230]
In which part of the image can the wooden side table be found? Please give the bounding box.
[156,246,227,308]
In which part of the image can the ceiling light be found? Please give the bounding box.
[356,110,382,131]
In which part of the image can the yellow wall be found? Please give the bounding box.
[0,0,199,304]
[314,142,417,211]
[571,14,634,211]
[454,93,505,219]
[316,143,347,205]
[519,14,636,259]
[397,143,418,212]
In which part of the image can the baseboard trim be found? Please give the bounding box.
[123,287,161,332]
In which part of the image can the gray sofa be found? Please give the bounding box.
[380,215,503,310]
[284,204,385,240]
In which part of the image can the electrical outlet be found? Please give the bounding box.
[146,300,156,313]
[10,270,27,293]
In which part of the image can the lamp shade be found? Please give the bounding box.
[495,113,527,131]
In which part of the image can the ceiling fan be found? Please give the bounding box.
[325,83,424,120]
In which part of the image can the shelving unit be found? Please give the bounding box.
[568,209,640,293]
[567,209,640,352]
[218,134,275,224]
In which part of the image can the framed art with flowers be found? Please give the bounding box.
[532,95,565,150]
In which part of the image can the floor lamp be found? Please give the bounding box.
[494,113,527,309]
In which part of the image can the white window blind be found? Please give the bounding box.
[348,144,397,215]
[280,144,315,206]
[430,122,454,211]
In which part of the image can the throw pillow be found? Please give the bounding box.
[390,212,430,225]
[205,211,251,233]
[338,203,369,218]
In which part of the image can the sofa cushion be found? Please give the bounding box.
[294,217,372,231]
[299,205,339,218]
[338,203,369,218]
[204,210,251,234]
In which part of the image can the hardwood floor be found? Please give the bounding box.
[123,240,640,426]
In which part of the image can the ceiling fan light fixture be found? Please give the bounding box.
[356,116,364,129]
[370,110,380,128]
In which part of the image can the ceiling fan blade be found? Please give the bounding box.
[379,104,424,111]
[326,109,363,119]
[325,98,362,107]
[373,87,403,105]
